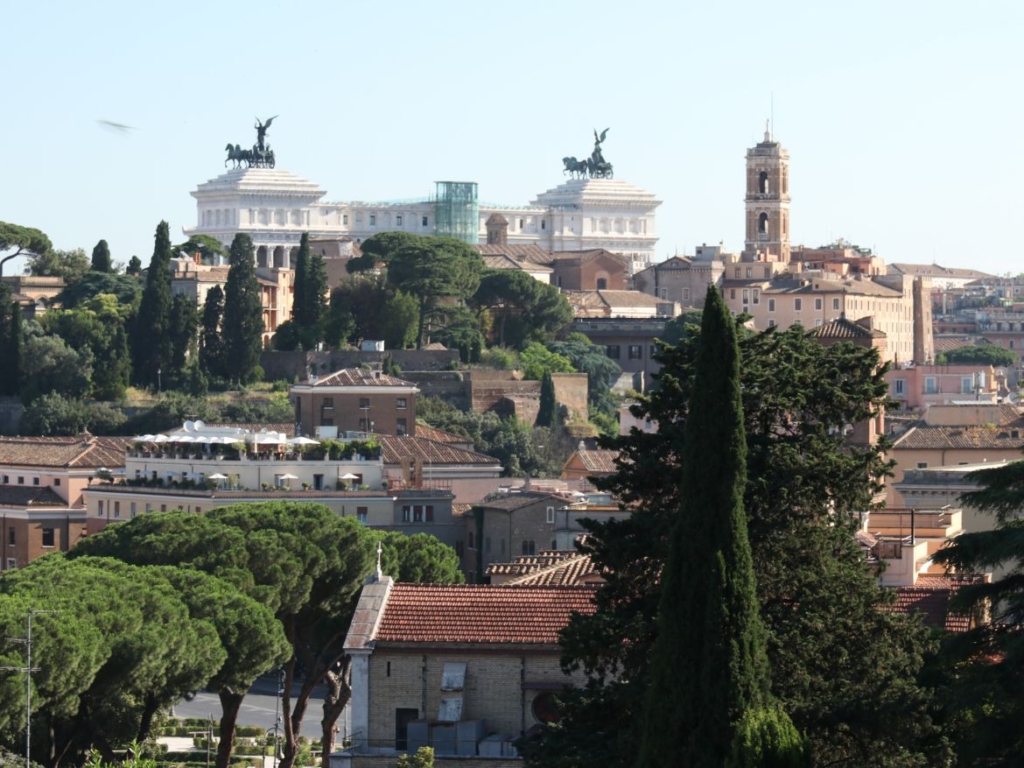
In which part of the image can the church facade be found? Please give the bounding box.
[182,169,661,274]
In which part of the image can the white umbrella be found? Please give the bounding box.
[207,473,229,480]
[154,435,169,443]
[340,472,360,480]
[288,437,320,446]
[134,434,156,442]
[279,473,300,480]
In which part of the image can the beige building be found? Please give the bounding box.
[887,403,1024,506]
[341,578,596,765]
[744,125,791,263]
[0,435,129,572]
[632,249,727,309]
[724,272,932,365]
[885,363,999,411]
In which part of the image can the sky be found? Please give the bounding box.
[3,0,1023,275]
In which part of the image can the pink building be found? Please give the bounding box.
[886,364,998,411]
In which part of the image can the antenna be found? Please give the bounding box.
[771,92,774,139]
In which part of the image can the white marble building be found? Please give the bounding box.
[182,167,661,272]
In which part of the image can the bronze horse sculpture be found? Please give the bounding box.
[562,156,589,178]
[224,143,253,169]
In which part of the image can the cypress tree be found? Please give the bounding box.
[91,239,112,273]
[132,222,174,388]
[199,285,226,380]
[0,300,22,396]
[292,232,328,348]
[536,371,559,429]
[637,285,772,767]
[222,234,264,384]
[169,292,199,388]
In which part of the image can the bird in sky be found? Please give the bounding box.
[97,119,137,133]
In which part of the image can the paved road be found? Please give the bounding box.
[174,674,329,738]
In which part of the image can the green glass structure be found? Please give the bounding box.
[434,181,479,244]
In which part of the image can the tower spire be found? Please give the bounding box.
[764,119,771,143]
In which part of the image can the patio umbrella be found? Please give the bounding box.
[153,434,169,443]
[340,473,360,480]
[207,473,229,480]
[288,437,320,446]
[279,473,300,480]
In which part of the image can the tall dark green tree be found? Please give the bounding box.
[932,461,1024,762]
[168,292,198,387]
[638,286,785,766]
[525,323,941,768]
[221,234,264,384]
[0,299,21,396]
[290,232,329,349]
[126,255,142,276]
[536,371,559,430]
[90,239,112,273]
[132,221,174,388]
[200,285,227,379]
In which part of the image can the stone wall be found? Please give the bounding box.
[261,350,461,382]
[549,373,588,422]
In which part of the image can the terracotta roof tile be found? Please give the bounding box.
[414,424,472,445]
[379,435,500,466]
[887,574,979,633]
[0,486,69,508]
[375,583,597,645]
[811,317,887,340]
[490,552,601,587]
[0,436,131,469]
[892,421,1024,451]
[309,369,415,387]
[477,492,564,512]
[574,449,619,473]
[474,245,553,264]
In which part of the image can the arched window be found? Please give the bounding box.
[758,213,769,235]
[758,171,769,194]
[596,277,608,290]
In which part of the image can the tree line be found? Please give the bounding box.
[0,503,462,768]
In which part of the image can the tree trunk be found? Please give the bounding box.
[134,693,159,746]
[320,657,352,766]
[216,688,247,768]
[277,660,299,768]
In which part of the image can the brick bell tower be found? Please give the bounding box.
[744,122,791,262]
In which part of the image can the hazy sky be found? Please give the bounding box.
[3,0,1022,275]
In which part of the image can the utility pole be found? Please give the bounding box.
[0,609,58,768]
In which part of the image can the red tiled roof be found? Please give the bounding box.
[888,574,978,633]
[487,551,601,587]
[451,503,474,517]
[309,369,415,387]
[892,421,1024,451]
[378,435,500,466]
[474,244,553,264]
[0,436,131,469]
[376,583,597,645]
[0,486,69,508]
[414,424,472,445]
[573,449,619,473]
[811,317,887,340]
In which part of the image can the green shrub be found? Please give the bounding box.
[727,707,811,768]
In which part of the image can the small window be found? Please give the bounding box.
[396,397,407,410]
[546,506,555,524]
[422,215,429,227]
[369,214,376,226]
[917,462,928,469]
[359,397,370,409]
[730,289,736,300]
[962,377,974,394]
[41,528,55,548]
[98,500,104,517]
[925,377,938,394]
[768,319,776,327]
[322,397,334,409]
[402,505,412,523]
[426,505,434,522]
[17,477,23,485]
[814,298,822,311]
[130,502,137,519]
[628,345,643,360]
[832,298,840,311]
[768,298,775,312]
[113,502,120,519]
[32,477,39,486]
[794,298,802,312]
[745,267,752,279]
[893,379,906,396]
[397,418,408,436]
[343,214,349,225]
[541,220,546,230]
[606,345,621,360]
[160,504,167,512]
[596,277,607,290]
[357,506,368,523]
[659,287,667,299]
[396,215,403,226]
[8,528,14,546]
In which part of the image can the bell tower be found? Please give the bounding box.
[744,122,791,262]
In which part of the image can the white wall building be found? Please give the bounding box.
[183,168,661,272]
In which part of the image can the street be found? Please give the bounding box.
[173,674,331,739]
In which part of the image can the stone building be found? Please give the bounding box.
[743,125,791,263]
[341,577,596,764]
[290,368,420,438]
